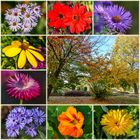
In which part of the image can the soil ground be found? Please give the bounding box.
[48,95,139,104]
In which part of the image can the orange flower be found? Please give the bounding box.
[57,106,84,138]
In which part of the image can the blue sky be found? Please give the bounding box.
[90,36,116,56]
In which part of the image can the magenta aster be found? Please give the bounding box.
[6,72,40,101]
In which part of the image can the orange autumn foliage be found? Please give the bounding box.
[57,106,84,138]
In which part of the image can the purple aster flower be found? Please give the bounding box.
[16,3,29,13]
[24,124,37,137]
[9,20,21,32]
[32,5,42,18]
[25,109,33,124]
[95,1,113,7]
[6,72,40,101]
[103,5,132,33]
[32,107,46,125]
[22,22,33,33]
[23,9,37,23]
[5,9,14,21]
[10,8,21,22]
[7,127,19,138]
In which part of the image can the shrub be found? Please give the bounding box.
[90,80,111,99]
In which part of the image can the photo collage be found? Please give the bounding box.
[0,0,139,139]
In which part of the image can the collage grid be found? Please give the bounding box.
[0,0,139,139]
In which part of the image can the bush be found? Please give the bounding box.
[90,80,111,99]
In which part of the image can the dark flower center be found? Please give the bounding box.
[73,15,79,22]
[14,12,18,16]
[58,13,64,19]
[112,16,121,23]
[21,7,26,13]
[20,43,29,50]
[13,22,17,26]
[26,13,30,18]
[70,119,78,125]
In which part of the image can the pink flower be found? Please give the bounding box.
[6,72,40,100]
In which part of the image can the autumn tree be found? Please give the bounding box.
[111,36,139,94]
[48,36,93,97]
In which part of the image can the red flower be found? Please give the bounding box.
[65,4,92,34]
[48,2,70,29]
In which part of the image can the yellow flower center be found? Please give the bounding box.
[20,43,29,50]
[26,13,30,18]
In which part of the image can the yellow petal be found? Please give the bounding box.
[2,45,14,53]
[28,49,45,61]
[18,50,26,69]
[25,50,38,67]
[5,47,21,57]
[11,41,22,47]
[23,39,29,45]
[29,46,39,51]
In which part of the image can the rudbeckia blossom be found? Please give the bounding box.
[101,109,134,137]
[58,106,84,138]
[104,5,132,33]
[6,72,40,100]
[65,4,92,34]
[2,40,45,69]
[48,2,70,29]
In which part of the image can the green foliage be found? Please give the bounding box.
[48,106,92,139]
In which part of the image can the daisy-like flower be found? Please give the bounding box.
[23,9,37,23]
[11,8,21,22]
[5,9,14,21]
[103,5,132,33]
[24,125,37,137]
[32,5,42,18]
[48,2,70,29]
[100,109,134,137]
[2,40,45,69]
[22,22,33,33]
[9,20,21,32]
[58,106,84,138]
[6,72,40,101]
[16,3,29,13]
[65,4,92,34]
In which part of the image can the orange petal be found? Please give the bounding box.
[67,106,78,118]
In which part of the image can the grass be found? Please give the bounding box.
[48,95,139,104]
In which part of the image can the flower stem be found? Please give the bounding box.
[20,100,23,104]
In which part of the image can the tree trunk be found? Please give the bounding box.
[48,61,65,99]
[133,83,138,94]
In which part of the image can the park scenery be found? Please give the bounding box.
[48,36,139,104]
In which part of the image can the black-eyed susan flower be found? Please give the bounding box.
[2,40,45,69]
[100,109,134,137]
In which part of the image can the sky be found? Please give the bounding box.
[90,36,116,56]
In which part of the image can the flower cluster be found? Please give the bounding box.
[48,2,92,34]
[94,1,132,34]
[6,72,40,101]
[101,109,134,136]
[6,107,46,138]
[58,106,84,138]
[2,39,45,69]
[5,3,42,33]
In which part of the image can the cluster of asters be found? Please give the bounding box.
[5,3,42,33]
[6,107,46,138]
[48,2,92,34]
[94,1,132,34]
